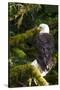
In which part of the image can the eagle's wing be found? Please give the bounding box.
[35,33,54,71]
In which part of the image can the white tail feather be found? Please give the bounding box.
[31,59,48,76]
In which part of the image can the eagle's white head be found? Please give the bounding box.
[38,23,49,34]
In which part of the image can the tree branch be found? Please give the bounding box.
[9,64,49,87]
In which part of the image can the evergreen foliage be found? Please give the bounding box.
[8,3,58,87]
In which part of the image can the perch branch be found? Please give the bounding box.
[9,64,49,87]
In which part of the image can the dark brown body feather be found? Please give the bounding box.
[35,33,54,71]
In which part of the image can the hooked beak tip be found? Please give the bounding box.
[37,27,41,32]
[37,27,40,30]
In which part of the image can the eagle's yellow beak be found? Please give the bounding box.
[37,27,41,32]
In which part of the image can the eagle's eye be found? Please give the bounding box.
[39,26,43,31]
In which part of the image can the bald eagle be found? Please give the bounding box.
[32,24,54,76]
